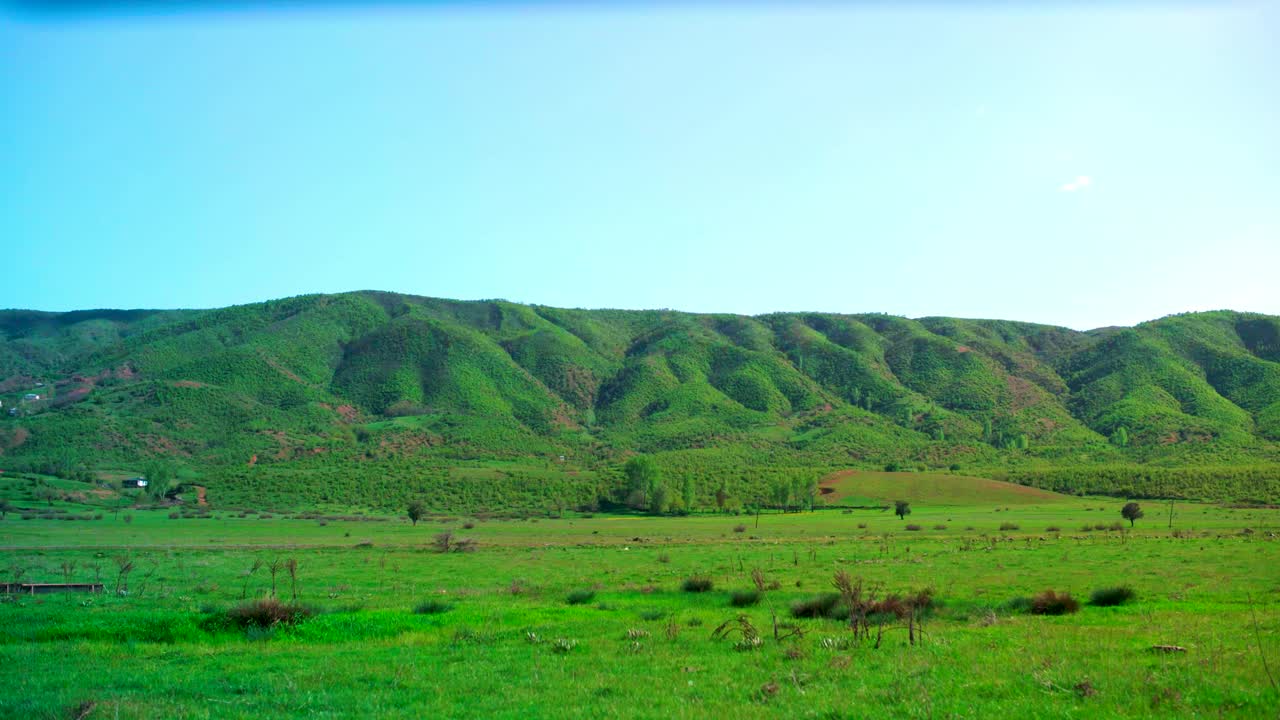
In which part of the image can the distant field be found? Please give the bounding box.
[819,470,1067,506]
[1,473,1278,719]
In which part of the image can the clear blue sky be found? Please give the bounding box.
[3,2,1277,329]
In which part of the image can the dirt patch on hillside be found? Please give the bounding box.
[6,427,30,450]
[261,430,291,460]
[0,375,36,393]
[170,380,209,389]
[258,351,307,385]
[1004,375,1042,413]
[319,403,361,422]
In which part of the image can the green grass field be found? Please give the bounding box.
[2,472,1278,718]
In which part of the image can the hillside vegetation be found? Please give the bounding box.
[1,292,1278,508]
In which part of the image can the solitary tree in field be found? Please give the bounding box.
[407,500,426,526]
[895,500,911,520]
[1121,502,1144,527]
[0,498,12,519]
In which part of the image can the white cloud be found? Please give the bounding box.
[1059,175,1093,192]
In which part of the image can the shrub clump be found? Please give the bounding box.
[1029,590,1080,615]
[790,593,843,619]
[1089,586,1136,607]
[730,590,761,607]
[681,576,714,593]
[414,600,454,615]
[999,522,1020,531]
[904,524,922,532]
[565,589,596,605]
[225,598,314,629]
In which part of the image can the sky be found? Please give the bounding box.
[2,1,1277,330]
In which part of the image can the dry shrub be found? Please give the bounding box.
[730,590,761,607]
[1030,590,1080,615]
[999,522,1020,531]
[226,598,314,628]
[904,524,922,531]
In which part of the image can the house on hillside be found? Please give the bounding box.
[121,477,149,488]
[22,394,40,402]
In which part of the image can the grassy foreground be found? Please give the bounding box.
[2,489,1278,719]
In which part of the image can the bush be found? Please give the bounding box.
[1045,525,1061,532]
[681,576,714,593]
[905,524,922,531]
[1003,596,1034,614]
[732,524,747,533]
[999,522,1020,531]
[414,600,454,615]
[790,593,842,619]
[565,589,596,605]
[730,590,761,607]
[225,598,314,628]
[1029,590,1080,615]
[1089,586,1136,607]
[933,524,947,531]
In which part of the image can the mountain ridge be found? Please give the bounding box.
[2,291,1278,508]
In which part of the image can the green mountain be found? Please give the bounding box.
[2,292,1278,508]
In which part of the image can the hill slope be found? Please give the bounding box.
[2,292,1278,508]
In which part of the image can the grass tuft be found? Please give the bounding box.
[681,576,714,593]
[414,599,454,615]
[1089,586,1136,607]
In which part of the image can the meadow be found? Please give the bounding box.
[2,472,1278,719]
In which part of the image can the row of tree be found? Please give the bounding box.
[620,456,820,515]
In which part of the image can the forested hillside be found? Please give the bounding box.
[2,292,1277,508]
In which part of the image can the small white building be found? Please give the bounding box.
[22,394,40,402]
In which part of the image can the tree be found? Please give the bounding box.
[143,460,177,500]
[1121,502,1144,527]
[714,482,729,512]
[407,500,426,526]
[623,456,660,509]
[681,476,696,513]
[648,484,670,515]
[772,480,791,512]
[35,486,58,506]
[894,500,911,520]
[1111,426,1130,447]
[0,498,11,519]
